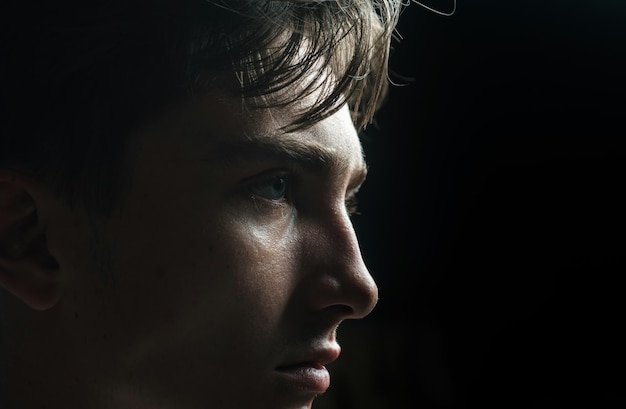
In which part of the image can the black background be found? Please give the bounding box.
[318,1,626,408]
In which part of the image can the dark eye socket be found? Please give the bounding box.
[249,173,289,201]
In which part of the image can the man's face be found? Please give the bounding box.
[48,89,378,408]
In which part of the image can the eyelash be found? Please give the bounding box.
[345,194,360,216]
[246,171,361,216]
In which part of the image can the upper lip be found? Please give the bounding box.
[276,344,341,369]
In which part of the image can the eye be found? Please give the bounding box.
[345,194,360,216]
[249,173,289,201]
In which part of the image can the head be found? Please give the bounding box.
[0,1,401,408]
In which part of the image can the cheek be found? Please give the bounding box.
[218,214,301,314]
[112,206,300,336]
[64,215,301,389]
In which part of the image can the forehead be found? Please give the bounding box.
[136,88,366,176]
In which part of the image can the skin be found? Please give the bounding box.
[1,82,379,409]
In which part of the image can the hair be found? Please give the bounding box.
[0,0,402,217]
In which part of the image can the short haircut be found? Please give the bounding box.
[0,0,400,216]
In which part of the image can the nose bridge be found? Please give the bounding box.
[302,209,379,319]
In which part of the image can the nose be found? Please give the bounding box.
[299,211,379,320]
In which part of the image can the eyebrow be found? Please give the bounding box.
[202,134,368,190]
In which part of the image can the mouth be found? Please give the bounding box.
[275,347,340,394]
[275,362,331,393]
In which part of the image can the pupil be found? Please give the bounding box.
[273,178,286,195]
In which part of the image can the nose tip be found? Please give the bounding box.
[347,256,379,319]
[302,217,379,320]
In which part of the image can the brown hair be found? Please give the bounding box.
[0,0,402,216]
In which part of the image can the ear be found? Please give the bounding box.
[0,170,62,310]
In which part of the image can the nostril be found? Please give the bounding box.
[323,267,379,320]
[322,304,354,320]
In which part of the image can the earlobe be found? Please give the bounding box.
[0,171,62,311]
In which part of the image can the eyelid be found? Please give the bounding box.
[238,167,291,186]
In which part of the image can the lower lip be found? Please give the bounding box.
[276,364,331,393]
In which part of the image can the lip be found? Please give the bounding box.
[275,346,341,393]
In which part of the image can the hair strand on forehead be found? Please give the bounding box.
[191,1,401,132]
